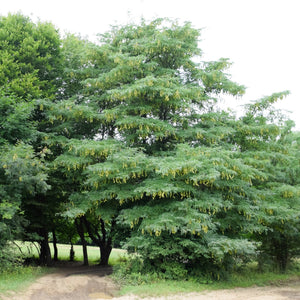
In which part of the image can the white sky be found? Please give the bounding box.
[2,0,299,130]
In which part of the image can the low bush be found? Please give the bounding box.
[0,244,24,271]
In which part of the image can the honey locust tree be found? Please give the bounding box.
[236,94,300,272]
[50,18,299,275]
[52,18,275,275]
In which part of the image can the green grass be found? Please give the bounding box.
[15,241,127,265]
[0,266,49,298]
[118,262,300,297]
[47,243,127,265]
[119,274,300,298]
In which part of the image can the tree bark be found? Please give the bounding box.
[83,216,115,266]
[75,217,89,266]
[39,228,52,266]
[99,243,112,266]
[275,234,289,273]
[52,229,58,261]
[69,243,75,261]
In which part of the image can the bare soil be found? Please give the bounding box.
[1,262,300,300]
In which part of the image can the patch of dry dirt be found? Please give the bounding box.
[1,262,300,300]
[0,262,117,300]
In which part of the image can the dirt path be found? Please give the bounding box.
[127,283,300,300]
[1,263,117,300]
[1,263,300,300]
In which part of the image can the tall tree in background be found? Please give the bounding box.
[0,13,63,100]
[0,13,63,265]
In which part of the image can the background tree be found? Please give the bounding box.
[0,13,64,265]
[0,13,63,100]
[0,144,49,261]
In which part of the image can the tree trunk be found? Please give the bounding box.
[98,219,114,266]
[82,241,89,266]
[69,243,75,262]
[75,217,89,266]
[99,243,112,266]
[275,235,289,273]
[52,229,58,261]
[39,229,52,266]
[82,216,115,266]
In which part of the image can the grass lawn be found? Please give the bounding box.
[0,266,49,297]
[15,241,126,265]
[46,242,127,265]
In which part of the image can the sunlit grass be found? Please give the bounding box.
[0,266,49,297]
[15,241,127,265]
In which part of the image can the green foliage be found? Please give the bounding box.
[0,12,299,278]
[0,93,36,145]
[49,17,299,277]
[58,34,97,99]
[232,93,300,272]
[53,18,252,277]
[253,131,300,272]
[0,244,24,271]
[0,13,63,100]
[0,144,49,247]
[0,13,65,264]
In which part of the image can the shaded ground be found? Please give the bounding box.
[1,262,300,300]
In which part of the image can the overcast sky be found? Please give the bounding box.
[2,0,299,130]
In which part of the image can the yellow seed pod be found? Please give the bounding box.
[202,225,208,233]
[155,230,161,236]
